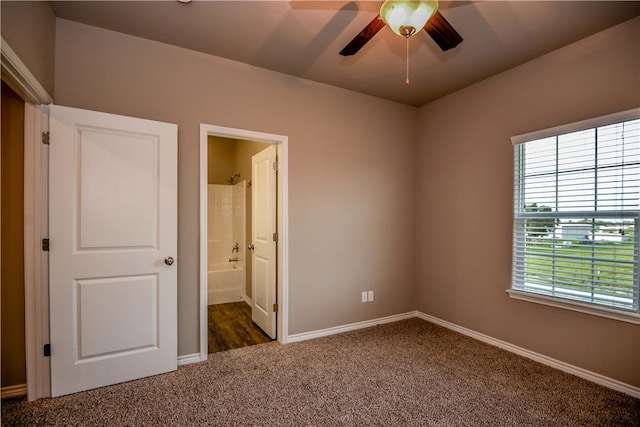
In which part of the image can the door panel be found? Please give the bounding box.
[76,275,158,359]
[49,105,177,397]
[78,129,159,249]
[251,145,277,339]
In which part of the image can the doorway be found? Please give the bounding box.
[1,81,27,398]
[199,124,289,360]
[206,136,270,352]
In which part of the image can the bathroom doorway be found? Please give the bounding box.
[199,124,289,359]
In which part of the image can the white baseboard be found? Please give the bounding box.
[242,295,253,306]
[286,311,417,343]
[177,353,204,367]
[1,383,27,399]
[415,311,640,399]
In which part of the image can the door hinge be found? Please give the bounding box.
[42,238,50,251]
[43,344,51,357]
[273,161,278,171]
[273,303,278,313]
[273,232,278,242]
[42,131,50,145]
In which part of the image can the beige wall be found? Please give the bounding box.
[416,17,640,387]
[1,1,56,97]
[1,82,26,387]
[207,136,236,185]
[54,19,418,354]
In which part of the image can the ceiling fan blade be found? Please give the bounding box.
[424,11,463,51]
[339,15,385,56]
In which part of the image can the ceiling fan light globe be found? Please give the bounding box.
[380,0,439,38]
[385,7,408,28]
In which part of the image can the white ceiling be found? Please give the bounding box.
[49,1,640,106]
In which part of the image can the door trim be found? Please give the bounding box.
[2,37,53,401]
[199,124,289,361]
[1,37,53,105]
[23,103,51,401]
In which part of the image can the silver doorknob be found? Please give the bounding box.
[164,257,174,266]
[248,244,255,251]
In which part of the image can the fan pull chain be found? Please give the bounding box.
[405,36,410,85]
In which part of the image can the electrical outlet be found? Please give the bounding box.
[361,291,368,303]
[368,290,374,302]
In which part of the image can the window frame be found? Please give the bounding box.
[509,108,640,324]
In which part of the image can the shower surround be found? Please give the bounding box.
[207,181,246,305]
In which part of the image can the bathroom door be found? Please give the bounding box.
[251,145,277,339]
[48,105,178,397]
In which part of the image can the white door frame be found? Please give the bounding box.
[199,124,289,361]
[1,38,53,401]
[23,103,51,401]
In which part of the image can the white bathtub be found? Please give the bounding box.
[207,263,245,305]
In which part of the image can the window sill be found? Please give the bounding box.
[506,289,640,325]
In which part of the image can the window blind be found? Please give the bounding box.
[512,115,640,313]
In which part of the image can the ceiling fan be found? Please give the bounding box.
[339,0,463,56]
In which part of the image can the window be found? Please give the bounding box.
[510,109,640,323]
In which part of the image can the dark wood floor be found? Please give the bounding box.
[208,302,273,354]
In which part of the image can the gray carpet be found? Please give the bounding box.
[2,318,639,426]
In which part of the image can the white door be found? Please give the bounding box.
[251,145,277,339]
[49,105,177,397]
